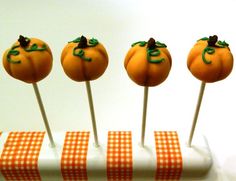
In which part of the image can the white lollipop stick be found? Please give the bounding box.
[141,86,149,147]
[85,81,99,147]
[32,83,56,148]
[188,81,206,147]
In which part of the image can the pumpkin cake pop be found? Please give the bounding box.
[2,35,55,147]
[187,35,233,83]
[124,38,172,87]
[187,35,234,147]
[124,37,172,146]
[61,35,108,82]
[61,36,109,147]
[2,35,53,83]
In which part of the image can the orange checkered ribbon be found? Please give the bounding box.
[154,131,182,181]
[61,131,90,181]
[0,132,45,181]
[107,131,132,181]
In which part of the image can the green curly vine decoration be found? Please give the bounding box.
[132,38,167,64]
[70,36,99,62]
[7,35,47,64]
[199,35,229,64]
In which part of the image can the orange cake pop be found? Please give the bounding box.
[2,35,55,147]
[61,35,108,82]
[2,35,53,83]
[187,35,234,147]
[124,38,172,146]
[187,35,233,83]
[61,36,109,147]
[124,38,172,87]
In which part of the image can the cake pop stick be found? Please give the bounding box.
[85,81,99,146]
[141,86,149,146]
[187,81,205,147]
[187,35,233,147]
[124,38,172,146]
[2,35,55,147]
[61,36,109,147]
[33,83,55,147]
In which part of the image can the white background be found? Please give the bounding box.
[0,0,236,180]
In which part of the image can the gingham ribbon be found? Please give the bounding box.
[0,131,45,181]
[154,131,182,181]
[107,131,132,181]
[61,131,90,181]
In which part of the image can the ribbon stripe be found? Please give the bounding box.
[0,132,45,181]
[107,131,133,181]
[154,131,182,181]
[61,131,90,181]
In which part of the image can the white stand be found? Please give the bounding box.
[0,131,213,181]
